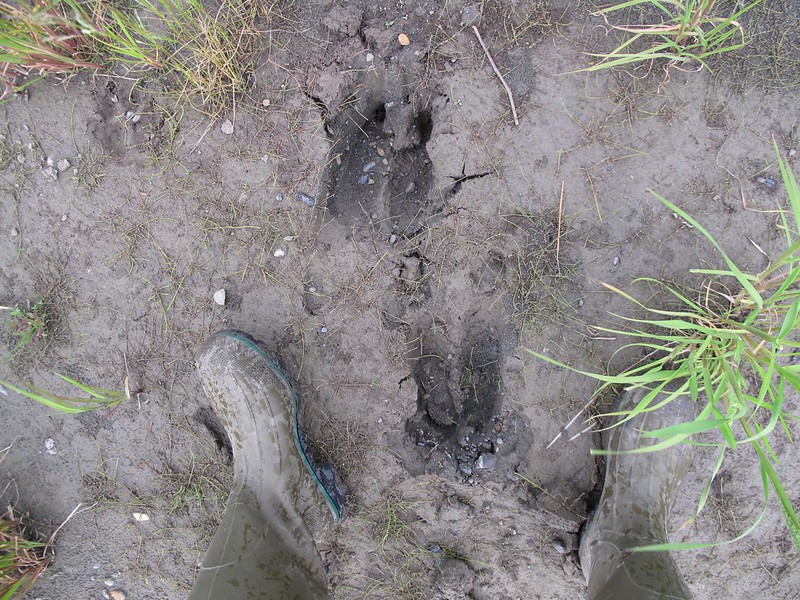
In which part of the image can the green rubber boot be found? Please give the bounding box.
[189,330,345,600]
[579,387,695,600]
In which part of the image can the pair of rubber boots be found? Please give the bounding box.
[189,330,693,599]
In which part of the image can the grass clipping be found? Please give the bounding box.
[531,143,800,553]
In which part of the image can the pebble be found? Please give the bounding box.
[790,149,796,157]
[552,538,568,554]
[612,256,620,266]
[475,453,497,470]
[389,234,397,245]
[56,159,70,172]
[132,512,149,522]
[496,436,504,445]
[320,326,328,334]
[363,161,376,173]
[44,438,56,455]
[376,148,385,157]
[273,248,285,258]
[11,227,19,237]
[296,192,316,207]
[221,119,234,135]
[104,579,115,587]
[275,193,284,202]
[42,166,58,181]
[357,175,368,185]
[262,98,271,107]
[213,289,226,306]
[109,590,126,600]
[756,176,777,189]
[61,214,67,221]
[365,52,374,62]
[398,33,410,46]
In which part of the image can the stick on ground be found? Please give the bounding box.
[556,181,564,271]
[472,26,519,126]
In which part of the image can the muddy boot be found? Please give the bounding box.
[579,387,695,600]
[189,330,346,600]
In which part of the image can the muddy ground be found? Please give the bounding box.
[1,0,800,598]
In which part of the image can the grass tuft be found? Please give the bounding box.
[2,301,50,355]
[0,506,51,600]
[531,144,800,552]
[0,0,275,117]
[582,0,765,75]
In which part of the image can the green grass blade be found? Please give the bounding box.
[653,193,763,308]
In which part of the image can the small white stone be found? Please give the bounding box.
[61,214,67,221]
[213,289,226,306]
[273,248,285,258]
[791,149,797,157]
[221,119,234,135]
[42,166,58,181]
[132,512,149,522]
[103,579,115,587]
[365,52,374,62]
[377,417,383,424]
[56,159,70,172]
[262,98,271,107]
[10,227,19,237]
[44,438,56,455]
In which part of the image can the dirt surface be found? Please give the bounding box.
[1,0,799,598]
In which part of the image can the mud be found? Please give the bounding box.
[1,0,799,598]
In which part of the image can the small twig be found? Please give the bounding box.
[46,502,97,547]
[556,181,565,272]
[471,25,519,126]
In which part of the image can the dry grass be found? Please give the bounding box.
[0,506,52,598]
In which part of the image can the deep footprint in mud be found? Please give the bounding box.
[399,321,530,483]
[323,84,439,236]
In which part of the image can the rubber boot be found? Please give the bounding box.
[580,387,695,600]
[189,330,346,600]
